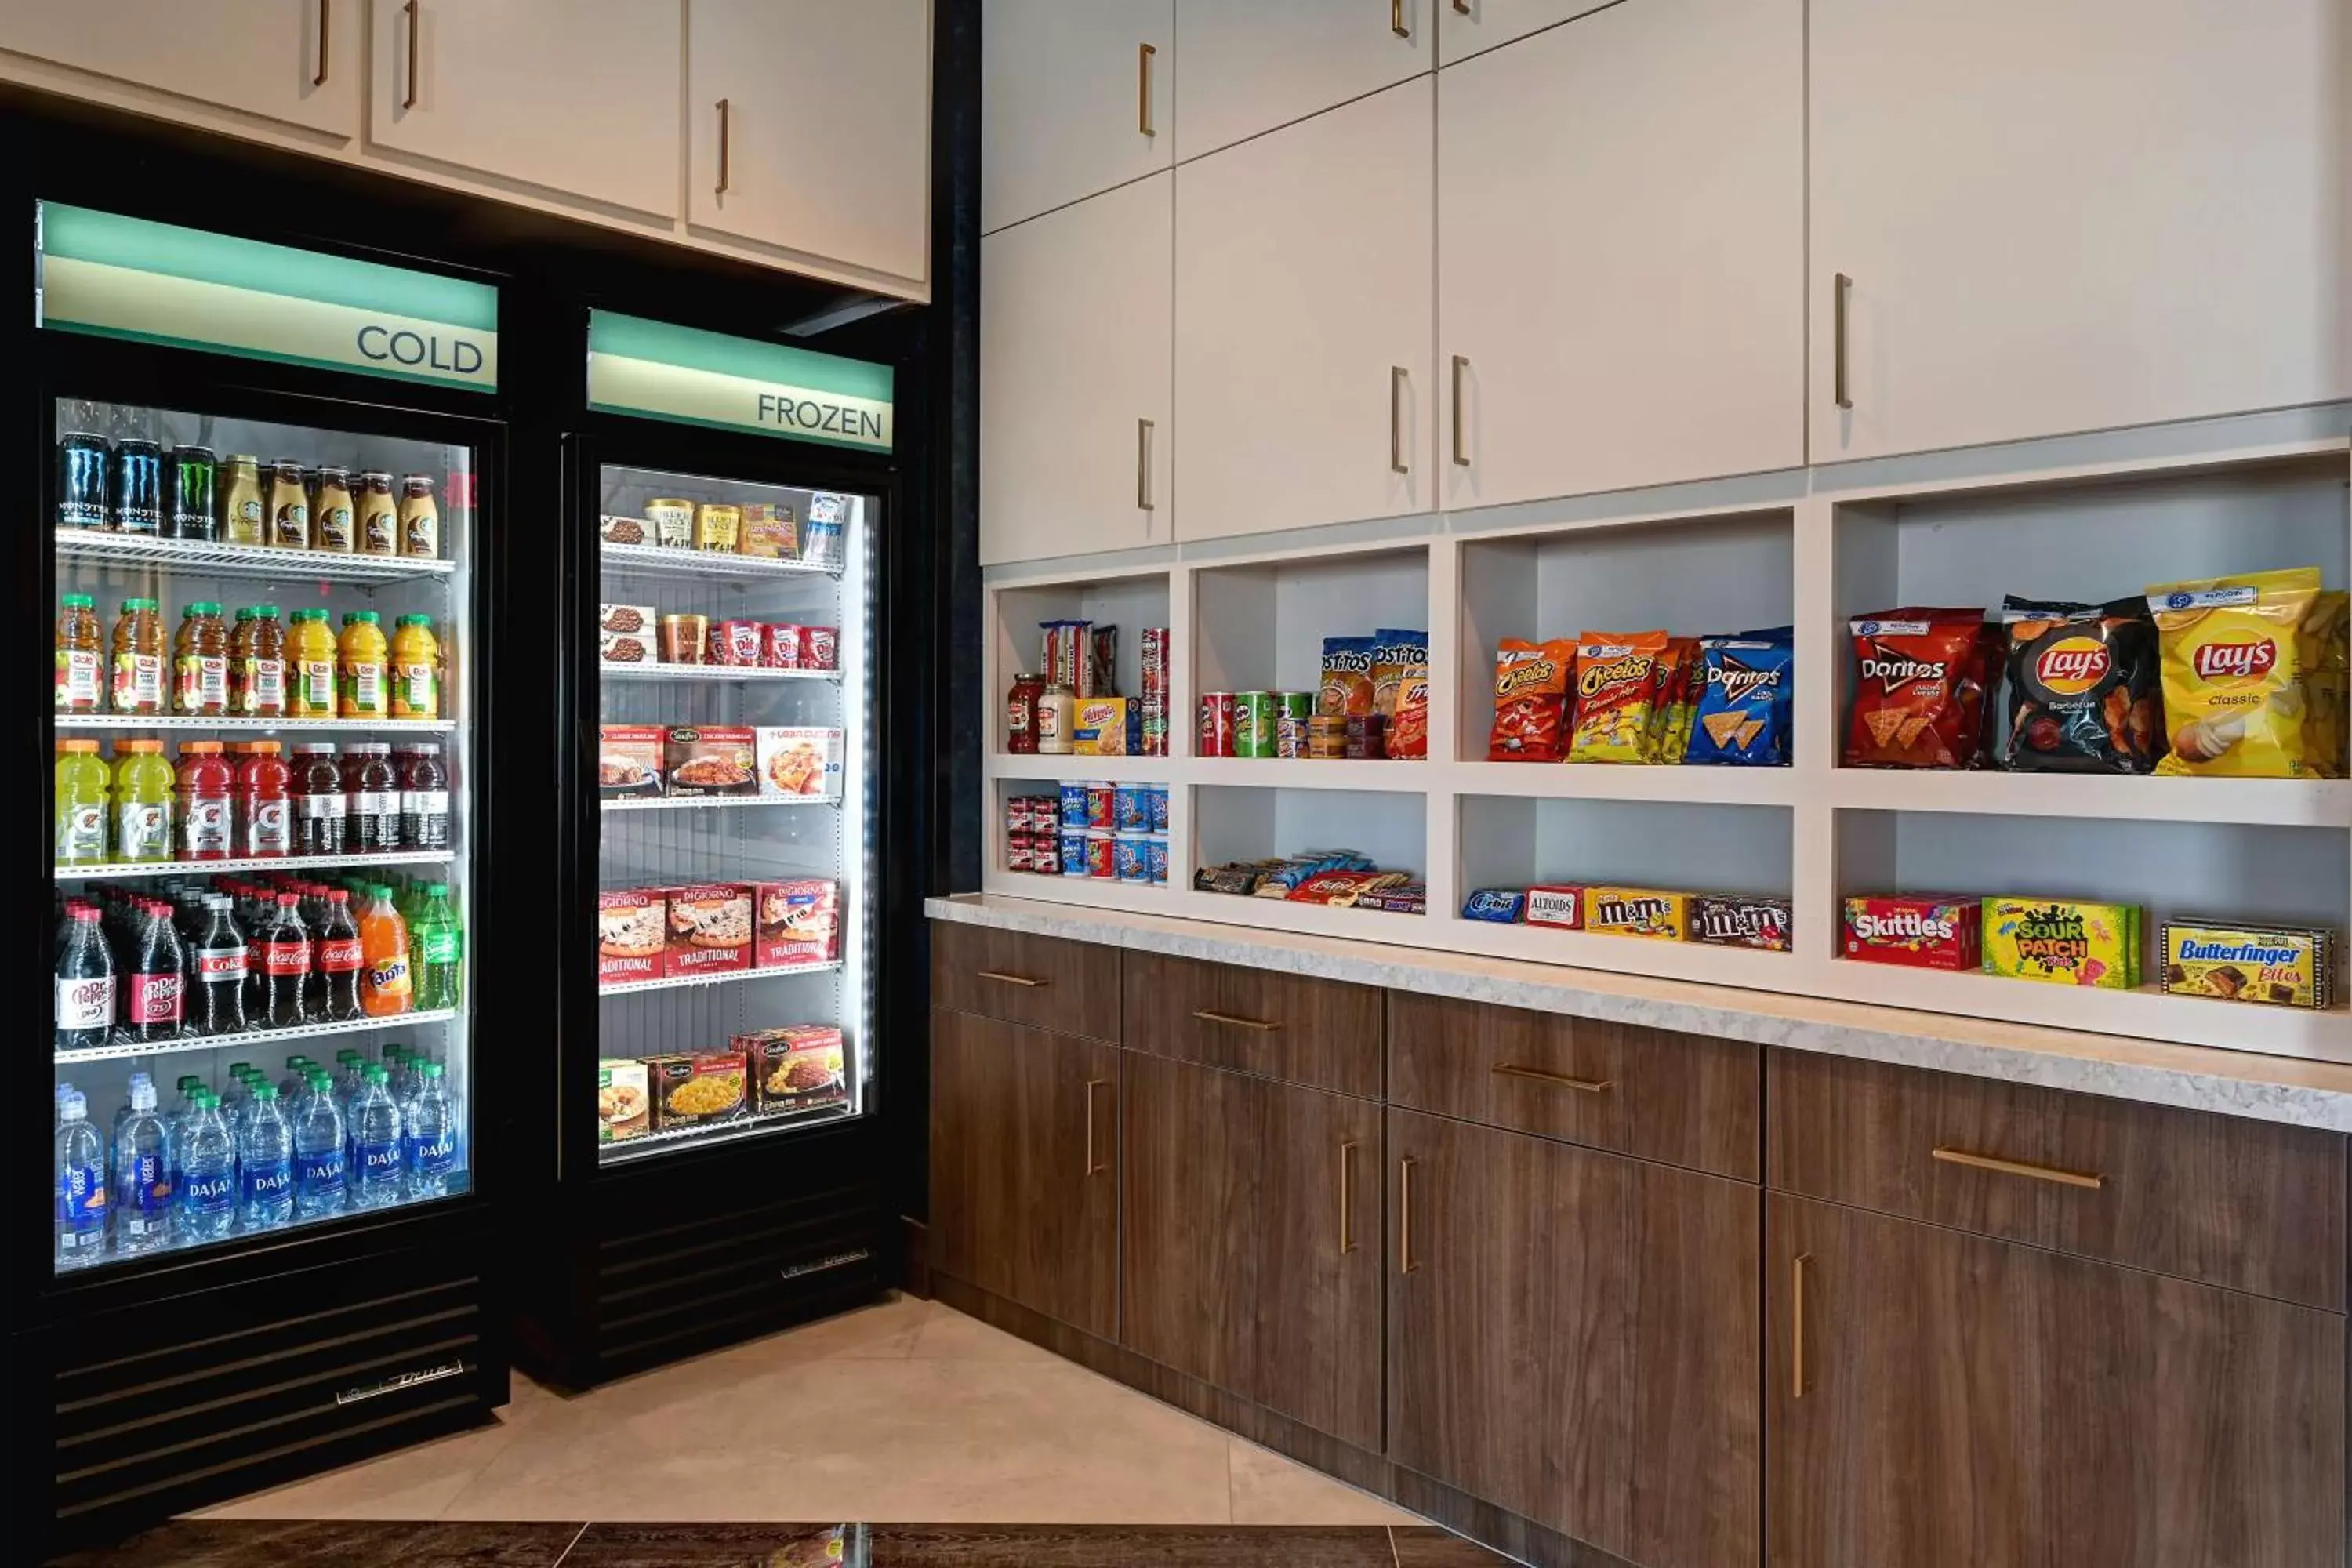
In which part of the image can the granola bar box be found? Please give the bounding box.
[663,883,753,977]
[2159,920,2335,1009]
[1981,897,2140,989]
[1842,894,1981,970]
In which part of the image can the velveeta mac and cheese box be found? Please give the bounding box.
[1981,898,2141,989]
[2160,920,2336,1009]
[1581,887,1688,942]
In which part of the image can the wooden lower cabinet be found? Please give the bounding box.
[1768,1192,2346,1568]
[1386,1108,1760,1568]
[1122,1052,1382,1449]
[928,1009,1120,1340]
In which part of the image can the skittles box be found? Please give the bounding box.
[1981,898,2140,989]
[1842,895,1980,970]
[1581,887,1688,942]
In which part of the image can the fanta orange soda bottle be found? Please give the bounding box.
[359,884,412,1017]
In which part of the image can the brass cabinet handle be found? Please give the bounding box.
[1138,43,1156,136]
[1392,0,1409,36]
[1389,366,1409,474]
[976,969,1047,988]
[716,98,731,195]
[1137,418,1156,510]
[1338,1139,1358,1254]
[401,0,419,108]
[1449,354,1469,466]
[1083,1077,1107,1176]
[1454,0,1470,11]
[1932,1145,2104,1190]
[314,0,330,87]
[1832,272,1853,410]
[1398,1156,1419,1274]
[1192,1008,1279,1033]
[1791,1252,1811,1399]
[1491,1062,1612,1094]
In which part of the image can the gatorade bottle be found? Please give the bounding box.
[112,738,174,862]
[412,884,463,1010]
[54,739,109,866]
[235,741,293,859]
[175,741,232,862]
[359,885,412,1017]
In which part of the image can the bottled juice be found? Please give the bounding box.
[113,738,175,864]
[176,740,233,862]
[55,593,101,713]
[54,739,109,865]
[233,604,288,717]
[235,740,293,859]
[173,601,229,717]
[287,608,337,718]
[111,597,165,715]
[390,614,441,720]
[338,610,388,720]
[358,885,412,1017]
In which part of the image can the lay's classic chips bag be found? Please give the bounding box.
[2146,568,2321,778]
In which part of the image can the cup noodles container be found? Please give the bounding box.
[763,624,804,669]
[664,884,753,976]
[1842,894,1982,970]
[597,724,666,798]
[801,626,839,670]
[597,890,666,985]
[710,619,764,666]
[739,1025,848,1112]
[756,878,841,967]
[755,726,841,797]
[1690,895,1794,953]
[1523,886,1585,931]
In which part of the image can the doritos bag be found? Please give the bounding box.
[1569,630,1669,764]
[2147,568,2321,778]
[1488,638,1575,760]
[1687,633,1794,765]
[1844,608,1993,768]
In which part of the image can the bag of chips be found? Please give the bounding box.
[1317,636,1377,719]
[1687,633,1794,765]
[2147,568,2320,778]
[1569,630,1670,764]
[1843,608,1993,768]
[1998,596,2161,774]
[2297,591,2348,778]
[1636,637,1700,763]
[1375,629,1430,759]
[1488,638,1576,760]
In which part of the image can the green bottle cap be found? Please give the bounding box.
[425,883,447,897]
[187,601,221,615]
[61,592,93,608]
[337,1047,362,1064]
[292,608,328,622]
[228,1062,251,1077]
[365,1065,389,1083]
[421,1062,444,1080]
[345,610,379,626]
[396,613,433,629]
[122,597,156,612]
[178,1075,201,1091]
[254,604,279,619]
[232,608,253,622]
[253,1083,278,1102]
[308,1070,332,1090]
[287,1055,312,1069]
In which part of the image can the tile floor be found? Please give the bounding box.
[195,1295,1425,1529]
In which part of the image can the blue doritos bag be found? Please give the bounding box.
[1686,635,1794,765]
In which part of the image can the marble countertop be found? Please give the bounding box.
[927,893,2352,1134]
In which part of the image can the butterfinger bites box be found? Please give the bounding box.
[1689,895,1793,952]
[2160,920,2335,1009]
[1981,898,2140,989]
[1523,886,1585,931]
[755,878,841,967]
[663,884,753,976]
[1581,887,1689,941]
[1842,895,1980,970]
[596,890,666,985]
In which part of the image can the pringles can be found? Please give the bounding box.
[1198,692,1236,758]
[1235,691,1278,759]
[1275,691,1314,759]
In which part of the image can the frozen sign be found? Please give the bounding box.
[588,309,893,453]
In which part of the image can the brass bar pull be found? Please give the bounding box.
[1392,0,1409,36]
[1339,1140,1358,1254]
[1137,419,1156,510]
[1454,0,1471,11]
[1450,354,1469,466]
[1138,43,1156,137]
[1191,1008,1279,1033]
[1083,1078,1107,1176]
[401,0,419,108]
[975,969,1047,988]
[314,0,330,87]
[1932,1146,2104,1190]
[717,99,732,195]
[1791,1253,1811,1399]
[1491,1062,1612,1094]
[1389,366,1409,474]
[1398,1156,1419,1274]
[1832,272,1852,410]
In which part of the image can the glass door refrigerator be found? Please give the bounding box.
[520,311,895,1388]
[23,199,514,1541]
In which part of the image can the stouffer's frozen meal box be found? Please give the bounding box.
[644,1049,747,1131]
[737,1025,848,1113]
[597,1059,650,1142]
[665,884,753,976]
[597,724,666,798]
[665,725,758,797]
[755,879,841,968]
[597,890,666,985]
[756,727,843,798]
[1842,894,1981,971]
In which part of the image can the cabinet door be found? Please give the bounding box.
[1124,1054,1382,1448]
[686,0,930,286]
[1174,0,1429,162]
[1769,1194,2343,1568]
[979,173,1172,565]
[1810,0,2352,462]
[983,0,1171,234]
[1439,0,1802,512]
[1175,77,1432,543]
[930,1010,1119,1340]
[1388,1109,1759,1568]
[0,0,359,136]
[1436,0,1613,67]
[369,1,681,220]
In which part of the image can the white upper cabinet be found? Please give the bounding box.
[984,0,1171,234]
[1436,0,1614,67]
[0,0,359,138]
[368,1,681,220]
[1439,0,1803,511]
[1174,0,1430,162]
[687,0,931,286]
[1811,0,2352,463]
[982,174,1174,566]
[1175,78,1434,543]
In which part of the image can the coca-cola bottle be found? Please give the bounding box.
[124,898,187,1042]
[312,888,365,1023]
[54,905,115,1051]
[260,893,310,1029]
[189,894,249,1035]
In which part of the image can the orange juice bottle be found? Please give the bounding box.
[286,608,338,717]
[338,610,388,720]
[389,613,441,720]
[358,884,412,1017]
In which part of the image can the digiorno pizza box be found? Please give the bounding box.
[665,883,753,975]
[597,889,666,985]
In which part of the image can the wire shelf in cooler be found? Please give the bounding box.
[54,1007,461,1065]
[58,848,456,881]
[598,662,841,683]
[55,528,457,582]
[600,539,841,580]
[599,960,844,997]
[602,794,840,813]
[597,1100,859,1166]
[54,713,459,733]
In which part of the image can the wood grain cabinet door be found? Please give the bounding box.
[1768,1193,2346,1568]
[929,1010,1120,1340]
[1386,1109,1759,1568]
[1123,1053,1382,1448]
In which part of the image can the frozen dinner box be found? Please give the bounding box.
[597,724,665,797]
[664,725,757,797]
[757,726,841,797]
[665,884,753,976]
[597,889,666,985]
[739,1025,848,1113]
[646,1050,747,1131]
[597,1059,650,1142]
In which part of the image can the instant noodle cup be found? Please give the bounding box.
[1568,631,1670,764]
[2146,568,2321,778]
[1488,638,1575,760]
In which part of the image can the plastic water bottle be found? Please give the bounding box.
[112,1078,174,1255]
[348,1064,404,1208]
[110,1070,151,1152]
[292,1069,347,1220]
[220,1062,252,1130]
[170,1074,204,1188]
[55,1090,108,1269]
[177,1091,238,1244]
[279,1054,316,1104]
[403,1062,456,1200]
[239,1082,295,1232]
